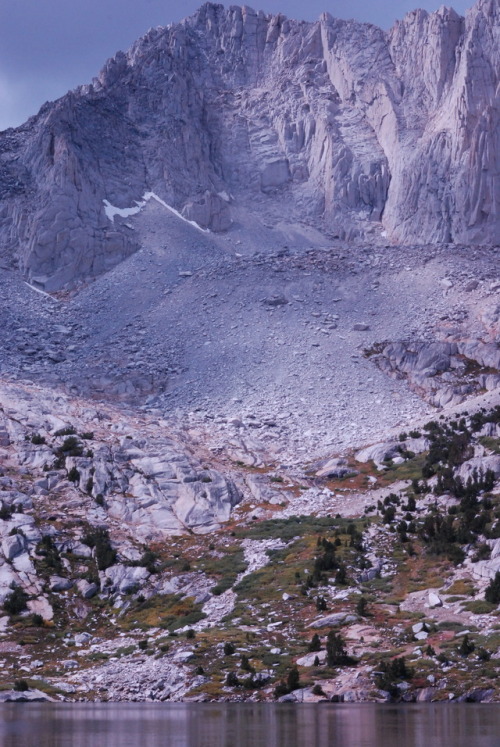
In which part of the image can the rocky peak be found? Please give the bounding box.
[0,1,498,290]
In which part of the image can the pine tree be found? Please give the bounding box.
[485,572,500,604]
[287,667,300,691]
[308,633,321,652]
[326,631,348,666]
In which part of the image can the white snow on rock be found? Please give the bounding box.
[103,192,209,233]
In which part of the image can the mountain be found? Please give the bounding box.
[0,0,498,291]
[0,2,500,705]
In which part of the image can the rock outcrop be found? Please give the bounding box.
[0,0,497,290]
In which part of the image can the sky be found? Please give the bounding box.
[0,0,473,131]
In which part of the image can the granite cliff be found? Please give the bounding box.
[0,0,498,290]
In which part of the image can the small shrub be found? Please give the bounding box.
[4,585,29,616]
[0,503,13,520]
[31,434,46,445]
[458,634,475,657]
[138,640,149,651]
[80,432,94,440]
[274,681,290,698]
[226,672,239,687]
[68,467,80,484]
[308,633,321,652]
[462,600,496,615]
[186,629,196,639]
[60,437,82,457]
[138,550,158,573]
[477,647,491,661]
[82,528,116,570]
[224,642,236,656]
[240,655,254,673]
[36,535,62,573]
[13,680,29,692]
[31,613,44,627]
[335,565,347,585]
[54,427,76,437]
[356,596,369,617]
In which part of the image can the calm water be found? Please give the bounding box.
[0,703,499,746]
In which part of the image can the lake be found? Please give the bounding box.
[0,703,499,746]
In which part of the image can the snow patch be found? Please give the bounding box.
[103,192,209,233]
[103,199,145,222]
[143,192,209,233]
[24,282,60,302]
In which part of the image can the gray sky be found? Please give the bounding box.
[0,0,473,131]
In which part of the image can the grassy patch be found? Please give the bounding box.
[115,645,136,657]
[445,580,476,597]
[120,594,206,632]
[194,546,247,594]
[236,516,357,542]
[379,453,428,485]
[461,600,496,615]
[437,621,471,632]
[479,437,500,455]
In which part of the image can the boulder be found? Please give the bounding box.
[315,458,358,479]
[455,455,500,483]
[308,613,358,629]
[2,534,26,560]
[355,441,401,467]
[428,592,442,608]
[49,576,74,592]
[181,191,231,232]
[416,688,436,702]
[0,689,56,703]
[27,597,54,621]
[100,564,150,594]
[76,580,99,599]
[260,159,291,191]
[296,650,327,666]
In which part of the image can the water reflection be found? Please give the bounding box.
[0,703,499,747]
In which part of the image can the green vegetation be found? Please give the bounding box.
[3,585,29,616]
[375,657,412,697]
[120,593,206,632]
[485,572,500,605]
[35,536,63,575]
[54,427,77,437]
[82,528,116,571]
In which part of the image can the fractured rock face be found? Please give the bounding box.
[0,1,497,290]
[181,191,232,232]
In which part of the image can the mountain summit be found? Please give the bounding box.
[0,1,498,290]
